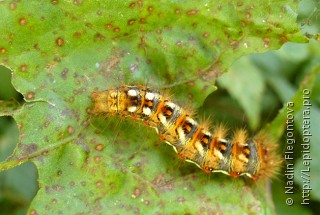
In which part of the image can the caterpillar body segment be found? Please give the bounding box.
[90,85,281,180]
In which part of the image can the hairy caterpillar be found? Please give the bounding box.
[90,85,282,180]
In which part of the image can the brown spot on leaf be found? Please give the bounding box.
[54,57,61,62]
[52,198,57,204]
[144,200,150,205]
[129,2,136,8]
[21,65,27,71]
[86,107,92,114]
[90,138,97,144]
[30,210,37,215]
[33,43,40,51]
[237,1,243,6]
[105,23,113,29]
[113,27,120,32]
[44,121,50,128]
[17,123,23,130]
[187,10,198,15]
[45,186,51,194]
[51,0,59,4]
[19,143,38,156]
[73,0,83,5]
[53,185,63,191]
[19,18,27,25]
[95,33,105,40]
[98,51,123,76]
[10,3,16,10]
[96,181,103,187]
[177,196,185,203]
[130,64,138,72]
[263,37,270,43]
[85,22,93,28]
[61,68,68,79]
[188,81,195,87]
[67,126,74,134]
[139,18,146,24]
[56,37,64,46]
[175,9,181,14]
[95,144,103,151]
[26,92,35,100]
[246,13,251,19]
[229,39,239,49]
[138,36,146,48]
[128,19,136,25]
[73,32,81,38]
[148,6,153,12]
[133,188,141,198]
[0,48,6,53]
[81,181,86,186]
[279,35,288,44]
[241,21,247,27]
[203,32,209,38]
[94,156,100,163]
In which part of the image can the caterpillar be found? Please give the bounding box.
[90,85,282,180]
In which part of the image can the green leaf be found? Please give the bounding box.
[262,64,320,214]
[218,57,265,130]
[260,65,320,139]
[0,0,309,214]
